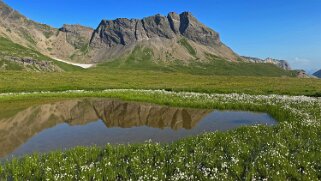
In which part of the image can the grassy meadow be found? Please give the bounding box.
[1,69,321,96]
[1,40,320,96]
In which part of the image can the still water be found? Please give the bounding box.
[0,98,276,158]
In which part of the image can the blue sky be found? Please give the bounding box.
[3,0,321,72]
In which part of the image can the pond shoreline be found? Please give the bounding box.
[0,97,276,158]
[0,89,320,180]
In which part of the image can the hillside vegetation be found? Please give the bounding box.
[98,46,296,77]
[0,69,321,96]
[0,36,295,77]
[0,37,82,71]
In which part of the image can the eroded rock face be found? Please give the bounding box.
[178,12,220,47]
[168,12,181,34]
[90,12,221,48]
[142,14,176,39]
[92,18,139,47]
[86,12,240,62]
[0,99,211,157]
[59,24,94,49]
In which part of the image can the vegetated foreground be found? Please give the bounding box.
[1,69,321,96]
[0,89,320,180]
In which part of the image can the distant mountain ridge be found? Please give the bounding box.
[241,56,291,70]
[313,69,321,78]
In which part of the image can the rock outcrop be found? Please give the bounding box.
[178,12,221,47]
[295,70,310,78]
[242,56,291,70]
[0,55,62,71]
[59,24,94,49]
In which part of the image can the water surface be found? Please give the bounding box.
[0,98,276,158]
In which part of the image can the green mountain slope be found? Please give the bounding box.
[97,46,296,77]
[0,37,82,72]
[0,38,296,77]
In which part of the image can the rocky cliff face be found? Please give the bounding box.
[241,56,291,70]
[59,24,94,49]
[91,12,220,48]
[313,69,321,78]
[88,12,237,62]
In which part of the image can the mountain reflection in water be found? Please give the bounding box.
[0,99,211,157]
[0,98,276,158]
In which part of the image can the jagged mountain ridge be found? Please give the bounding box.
[0,0,294,74]
[87,12,238,63]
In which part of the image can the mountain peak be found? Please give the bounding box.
[180,11,193,17]
[93,12,221,47]
[59,24,93,32]
[85,11,239,62]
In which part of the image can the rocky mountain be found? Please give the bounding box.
[0,1,56,52]
[241,56,291,70]
[0,1,85,71]
[0,1,238,64]
[0,1,92,63]
[0,1,297,76]
[313,69,321,78]
[87,12,238,63]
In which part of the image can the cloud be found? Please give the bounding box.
[288,57,319,72]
